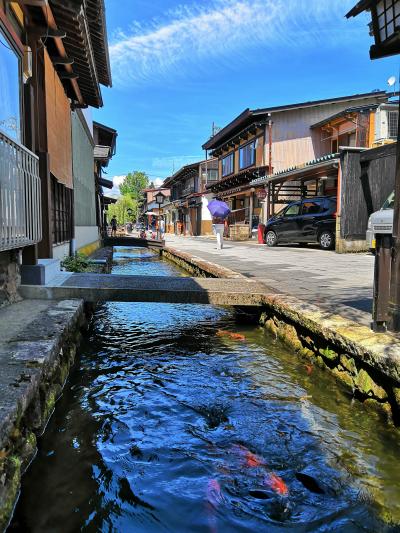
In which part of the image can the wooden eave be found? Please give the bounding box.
[207,165,268,193]
[211,122,266,157]
[24,0,111,108]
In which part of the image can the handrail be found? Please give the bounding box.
[0,130,42,252]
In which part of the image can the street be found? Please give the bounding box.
[164,235,375,326]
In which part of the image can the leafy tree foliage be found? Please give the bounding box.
[119,171,149,202]
[107,194,137,224]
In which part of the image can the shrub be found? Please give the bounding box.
[61,252,90,273]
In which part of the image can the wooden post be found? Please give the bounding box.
[37,152,53,258]
[388,99,400,331]
[373,234,392,331]
[249,189,254,238]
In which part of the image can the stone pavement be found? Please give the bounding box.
[164,234,375,327]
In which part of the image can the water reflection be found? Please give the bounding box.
[11,247,400,532]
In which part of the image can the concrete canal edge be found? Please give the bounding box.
[162,246,400,425]
[0,299,89,530]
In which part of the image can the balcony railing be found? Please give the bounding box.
[0,130,42,252]
[182,185,195,196]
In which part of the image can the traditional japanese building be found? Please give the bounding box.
[162,159,218,236]
[0,0,112,299]
[204,91,397,238]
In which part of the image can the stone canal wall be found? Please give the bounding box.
[0,251,21,309]
[0,300,88,530]
[162,247,243,279]
[162,247,400,425]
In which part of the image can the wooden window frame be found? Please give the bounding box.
[239,140,256,170]
[222,152,234,177]
[0,13,24,143]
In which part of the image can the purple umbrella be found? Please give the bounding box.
[207,199,231,219]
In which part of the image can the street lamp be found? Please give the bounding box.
[347,0,400,331]
[155,191,165,240]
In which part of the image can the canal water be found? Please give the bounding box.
[11,247,400,532]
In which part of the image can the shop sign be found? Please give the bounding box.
[256,188,267,199]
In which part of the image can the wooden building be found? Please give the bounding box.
[203,91,395,239]
[93,121,118,240]
[162,159,218,236]
[0,0,112,300]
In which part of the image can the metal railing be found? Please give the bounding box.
[0,130,42,252]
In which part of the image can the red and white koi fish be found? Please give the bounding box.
[206,479,224,533]
[230,444,265,468]
[206,478,225,507]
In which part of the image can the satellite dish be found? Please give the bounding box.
[387,76,396,86]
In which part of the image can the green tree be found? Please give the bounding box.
[108,194,137,225]
[119,171,149,202]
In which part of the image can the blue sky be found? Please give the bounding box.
[92,0,399,194]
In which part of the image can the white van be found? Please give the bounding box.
[366,191,394,251]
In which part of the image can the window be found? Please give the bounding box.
[222,153,234,177]
[52,177,73,245]
[284,204,301,216]
[0,29,21,141]
[376,0,400,43]
[388,111,398,138]
[239,140,256,169]
[302,201,323,215]
[206,169,218,182]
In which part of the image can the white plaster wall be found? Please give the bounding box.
[202,195,212,221]
[75,226,100,250]
[52,243,70,260]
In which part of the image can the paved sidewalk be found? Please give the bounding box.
[164,234,375,326]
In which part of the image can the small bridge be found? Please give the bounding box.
[19,274,269,306]
[104,236,164,249]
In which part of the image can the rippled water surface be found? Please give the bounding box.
[11,248,400,532]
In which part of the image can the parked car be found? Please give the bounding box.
[264,196,337,250]
[366,191,394,252]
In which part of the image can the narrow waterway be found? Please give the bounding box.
[11,247,400,532]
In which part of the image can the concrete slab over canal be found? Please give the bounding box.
[19,274,268,306]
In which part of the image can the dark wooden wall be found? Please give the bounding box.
[340,143,396,239]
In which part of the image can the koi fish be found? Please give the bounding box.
[230,444,265,468]
[206,479,225,507]
[264,473,289,496]
[216,330,245,341]
[206,479,224,533]
[305,364,313,376]
[245,450,264,468]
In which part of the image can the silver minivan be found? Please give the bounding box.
[366,191,394,251]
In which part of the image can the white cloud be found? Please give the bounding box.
[110,0,360,86]
[108,174,126,197]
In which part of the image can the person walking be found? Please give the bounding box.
[110,215,117,237]
[159,217,165,240]
[212,216,225,250]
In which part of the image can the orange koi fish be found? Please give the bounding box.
[231,444,265,468]
[305,364,313,376]
[245,450,264,468]
[216,330,245,341]
[264,473,289,496]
